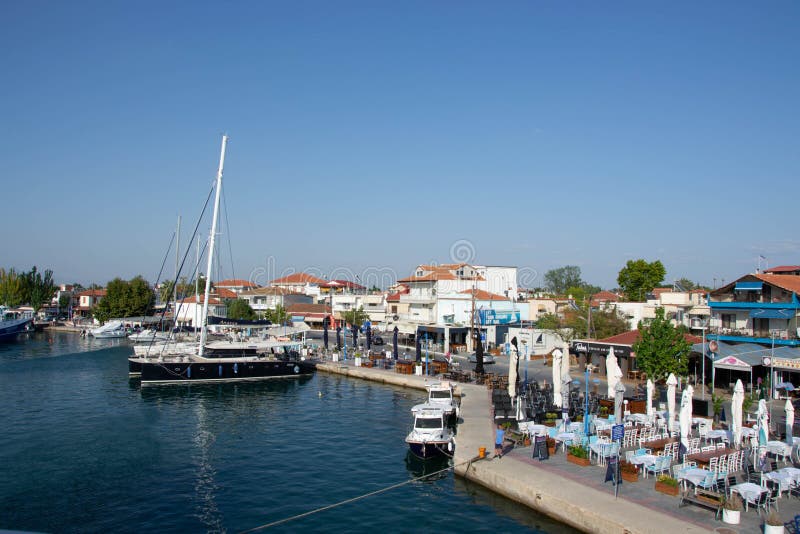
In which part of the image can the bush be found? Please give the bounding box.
[765,509,782,526]
[656,474,678,487]
[723,493,743,511]
[567,445,588,459]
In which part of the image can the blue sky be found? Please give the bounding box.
[2,1,798,289]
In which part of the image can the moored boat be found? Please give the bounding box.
[411,381,460,425]
[90,320,128,339]
[405,406,455,459]
[0,306,34,341]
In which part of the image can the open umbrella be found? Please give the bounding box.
[757,399,769,446]
[336,326,341,349]
[323,318,329,351]
[646,379,655,422]
[667,373,677,433]
[392,326,399,360]
[786,398,795,446]
[366,324,372,352]
[732,379,744,447]
[606,348,622,399]
[552,349,563,408]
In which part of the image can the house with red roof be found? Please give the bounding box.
[175,294,227,327]
[269,272,328,298]
[214,278,259,294]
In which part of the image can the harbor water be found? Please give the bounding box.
[0,332,576,533]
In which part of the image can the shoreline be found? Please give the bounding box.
[315,359,712,534]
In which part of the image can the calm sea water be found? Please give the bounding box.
[0,332,576,533]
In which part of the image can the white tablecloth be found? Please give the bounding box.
[731,482,766,504]
[779,467,800,484]
[676,467,709,486]
[629,454,658,468]
[692,417,712,425]
[766,440,791,456]
[706,430,729,441]
[518,422,547,436]
[555,432,575,443]
[626,413,649,424]
[763,471,794,494]
[740,427,756,438]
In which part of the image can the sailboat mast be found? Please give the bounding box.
[195,237,200,334]
[174,215,181,313]
[199,135,228,355]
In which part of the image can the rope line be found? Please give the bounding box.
[237,457,479,533]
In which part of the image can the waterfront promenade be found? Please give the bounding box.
[315,357,797,533]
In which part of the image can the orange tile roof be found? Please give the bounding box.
[590,291,620,305]
[270,273,328,285]
[215,278,258,288]
[239,287,294,296]
[77,289,106,297]
[765,265,800,273]
[754,274,800,295]
[398,273,457,282]
[652,288,673,296]
[460,289,508,301]
[214,288,238,299]
[286,303,331,314]
[180,295,223,305]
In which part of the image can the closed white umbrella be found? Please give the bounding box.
[667,373,677,434]
[508,347,519,400]
[731,379,744,447]
[679,385,694,455]
[606,348,621,399]
[757,399,769,446]
[786,398,794,446]
[552,348,563,409]
[646,379,655,422]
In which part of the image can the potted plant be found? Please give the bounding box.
[721,493,742,525]
[546,437,556,455]
[620,461,639,482]
[544,413,557,427]
[654,474,679,496]
[566,445,591,466]
[764,510,785,533]
[711,394,724,425]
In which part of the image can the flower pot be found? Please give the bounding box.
[763,524,784,534]
[722,509,740,525]
[654,481,679,496]
[523,438,532,447]
[621,470,639,482]
[548,446,556,455]
[567,453,591,467]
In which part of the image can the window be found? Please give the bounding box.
[721,314,735,330]
[391,306,397,313]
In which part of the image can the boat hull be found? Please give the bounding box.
[0,318,34,341]
[406,440,454,460]
[137,359,316,384]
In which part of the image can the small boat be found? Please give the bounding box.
[405,406,455,459]
[411,381,460,424]
[90,320,128,339]
[128,329,171,343]
[0,306,34,341]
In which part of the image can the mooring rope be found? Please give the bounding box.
[237,457,481,533]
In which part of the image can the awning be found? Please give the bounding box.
[735,281,763,291]
[749,308,795,319]
[687,306,710,316]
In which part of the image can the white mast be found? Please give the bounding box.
[199,135,228,356]
[195,236,200,334]
[174,215,181,320]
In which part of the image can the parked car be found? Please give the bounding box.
[468,352,495,364]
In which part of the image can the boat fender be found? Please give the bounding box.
[234,363,238,374]
[448,440,454,452]
[219,365,223,377]
[187,366,191,378]
[294,365,300,374]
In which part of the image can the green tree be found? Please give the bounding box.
[58,294,71,314]
[159,280,175,304]
[674,278,697,292]
[0,268,26,307]
[342,306,369,327]
[536,313,561,330]
[617,259,666,302]
[227,299,256,320]
[590,307,629,339]
[632,307,691,380]
[25,266,56,312]
[544,266,583,295]
[263,304,289,325]
[94,276,155,323]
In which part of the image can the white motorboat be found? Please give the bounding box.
[405,406,455,459]
[411,381,460,424]
[128,329,171,343]
[90,320,128,339]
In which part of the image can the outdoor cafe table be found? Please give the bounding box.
[629,454,659,471]
[762,470,794,496]
[675,467,709,489]
[640,437,677,452]
[686,447,736,468]
[730,482,767,510]
[555,432,576,452]
[705,430,729,443]
[766,440,792,456]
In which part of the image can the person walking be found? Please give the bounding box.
[495,424,505,458]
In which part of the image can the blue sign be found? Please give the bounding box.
[611,424,625,441]
[477,309,521,325]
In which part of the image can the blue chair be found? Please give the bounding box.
[645,456,671,479]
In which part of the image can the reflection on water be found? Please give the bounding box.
[0,331,127,361]
[404,452,451,482]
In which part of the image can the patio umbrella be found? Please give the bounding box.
[352,325,359,351]
[614,382,625,424]
[679,385,693,457]
[757,399,769,446]
[336,326,341,349]
[508,344,519,400]
[606,348,622,400]
[667,373,677,433]
[787,398,795,446]
[415,331,422,363]
[562,372,572,429]
[646,379,655,422]
[323,319,329,350]
[732,379,744,447]
[552,348,563,409]
[366,324,372,352]
[392,326,399,360]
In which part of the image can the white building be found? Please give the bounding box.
[269,273,327,299]
[175,295,227,327]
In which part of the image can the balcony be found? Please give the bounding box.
[711,327,800,347]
